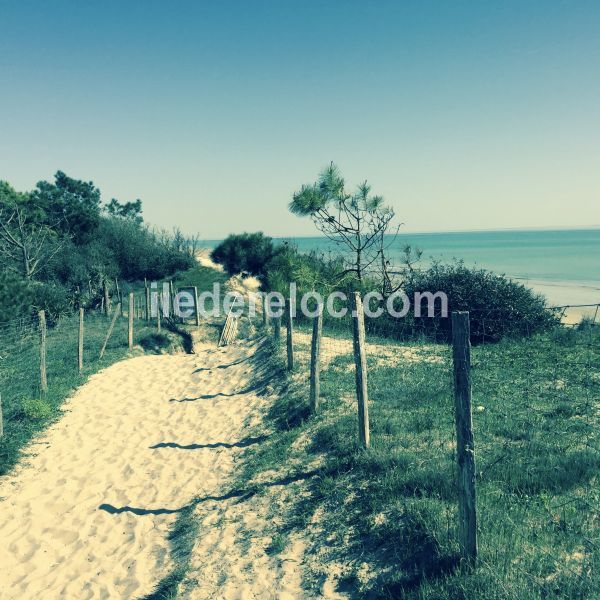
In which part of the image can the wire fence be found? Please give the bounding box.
[0,280,194,475]
[262,298,599,594]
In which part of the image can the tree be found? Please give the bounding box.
[290,163,396,282]
[211,232,277,278]
[32,171,102,243]
[106,198,143,224]
[0,203,64,280]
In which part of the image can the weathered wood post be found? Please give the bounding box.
[115,278,123,316]
[286,299,294,371]
[262,296,269,328]
[309,306,323,412]
[169,281,176,318]
[451,310,477,570]
[39,310,48,393]
[351,292,370,448]
[100,304,121,359]
[78,308,84,373]
[273,315,281,342]
[145,282,150,321]
[103,279,111,316]
[193,286,200,327]
[157,295,162,333]
[128,293,134,350]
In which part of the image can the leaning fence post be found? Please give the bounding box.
[286,299,294,371]
[39,310,48,393]
[100,303,121,359]
[78,308,84,373]
[451,310,477,569]
[351,292,370,448]
[309,306,323,412]
[115,278,123,316]
[128,293,134,350]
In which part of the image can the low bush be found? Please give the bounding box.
[400,261,559,343]
[20,398,53,421]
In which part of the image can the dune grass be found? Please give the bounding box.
[237,323,599,598]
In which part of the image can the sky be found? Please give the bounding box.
[1,0,599,238]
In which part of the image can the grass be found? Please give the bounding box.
[235,322,600,598]
[140,504,200,600]
[0,265,226,477]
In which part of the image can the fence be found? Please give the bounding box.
[263,296,599,584]
[0,279,200,474]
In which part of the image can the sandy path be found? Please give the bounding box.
[0,339,268,599]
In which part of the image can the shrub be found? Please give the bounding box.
[211,232,278,278]
[21,398,53,421]
[400,261,558,343]
[29,281,73,323]
[0,270,32,323]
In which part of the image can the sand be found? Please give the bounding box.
[0,338,277,599]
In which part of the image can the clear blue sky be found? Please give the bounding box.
[1,1,598,238]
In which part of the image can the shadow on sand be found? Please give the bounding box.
[98,470,318,516]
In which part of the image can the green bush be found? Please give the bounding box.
[20,398,53,421]
[400,261,558,343]
[211,232,278,278]
[29,281,73,324]
[0,270,32,323]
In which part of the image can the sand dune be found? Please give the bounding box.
[0,338,273,599]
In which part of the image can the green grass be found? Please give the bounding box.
[140,504,200,600]
[236,323,600,598]
[174,264,228,299]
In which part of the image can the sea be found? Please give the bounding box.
[203,229,600,308]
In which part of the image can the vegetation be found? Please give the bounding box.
[0,172,196,322]
[0,312,184,476]
[374,260,559,344]
[236,322,599,598]
[210,232,279,280]
[290,163,396,287]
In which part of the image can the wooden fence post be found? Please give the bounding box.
[157,295,162,333]
[451,310,477,569]
[262,296,269,328]
[128,293,134,350]
[103,279,111,316]
[273,315,281,341]
[194,287,200,327]
[309,307,323,412]
[169,281,176,318]
[351,292,370,448]
[39,310,48,393]
[286,299,294,371]
[100,304,121,359]
[115,278,123,316]
[145,284,150,321]
[78,308,84,373]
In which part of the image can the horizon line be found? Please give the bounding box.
[197,224,600,242]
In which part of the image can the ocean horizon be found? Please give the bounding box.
[202,228,600,307]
